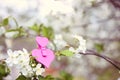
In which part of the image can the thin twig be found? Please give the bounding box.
[79,50,120,70]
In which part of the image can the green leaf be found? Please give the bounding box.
[60,71,73,80]
[6,26,27,38]
[0,75,3,80]
[30,24,54,40]
[54,78,62,80]
[42,26,54,40]
[38,75,44,80]
[17,26,27,37]
[6,28,19,32]
[0,63,10,77]
[2,18,9,26]
[94,43,104,53]
[44,75,55,80]
[0,24,2,26]
[38,75,55,80]
[42,27,48,37]
[16,75,31,80]
[16,75,27,80]
[60,50,74,56]
[29,24,42,35]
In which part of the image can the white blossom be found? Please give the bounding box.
[5,48,45,77]
[33,64,45,76]
[69,35,86,55]
[48,34,67,50]
[6,49,20,66]
[53,34,67,50]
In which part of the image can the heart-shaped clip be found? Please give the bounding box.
[32,36,55,68]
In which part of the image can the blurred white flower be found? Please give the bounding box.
[0,27,6,36]
[6,48,45,77]
[69,35,86,54]
[0,0,29,13]
[6,49,20,66]
[39,0,74,17]
[20,66,33,77]
[118,78,120,80]
[91,3,111,20]
[53,34,67,50]
[73,53,82,58]
[33,64,45,76]
[6,48,30,67]
[48,34,67,50]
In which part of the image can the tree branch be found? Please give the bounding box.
[109,0,120,9]
[79,50,120,70]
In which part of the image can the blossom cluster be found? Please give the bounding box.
[5,48,45,77]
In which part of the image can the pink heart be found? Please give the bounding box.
[36,36,48,47]
[32,49,55,68]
